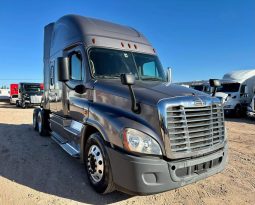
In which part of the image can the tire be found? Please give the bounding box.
[21,101,27,109]
[33,108,40,131]
[234,105,242,117]
[16,101,20,107]
[37,109,50,136]
[85,133,115,194]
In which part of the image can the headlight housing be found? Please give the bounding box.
[122,128,162,155]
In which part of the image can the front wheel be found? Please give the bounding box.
[21,101,27,109]
[16,101,20,107]
[234,105,242,117]
[85,133,115,194]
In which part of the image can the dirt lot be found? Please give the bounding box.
[0,102,254,205]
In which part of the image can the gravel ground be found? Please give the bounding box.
[0,102,254,205]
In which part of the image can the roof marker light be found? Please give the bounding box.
[121,42,124,47]
[134,44,137,49]
[92,38,96,44]
[128,43,131,48]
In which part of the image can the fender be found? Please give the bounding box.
[79,101,166,163]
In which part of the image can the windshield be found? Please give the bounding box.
[191,85,204,91]
[24,84,42,92]
[89,48,166,81]
[191,85,211,93]
[217,83,240,92]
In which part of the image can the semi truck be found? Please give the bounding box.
[215,70,255,116]
[246,95,255,118]
[10,83,19,104]
[33,15,228,195]
[17,82,43,108]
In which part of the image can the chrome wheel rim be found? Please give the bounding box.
[87,145,104,183]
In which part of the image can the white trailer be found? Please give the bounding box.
[0,89,10,100]
[215,69,255,116]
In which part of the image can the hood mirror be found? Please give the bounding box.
[120,73,135,85]
[209,79,221,96]
[120,74,140,114]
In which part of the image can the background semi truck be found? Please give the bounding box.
[246,95,255,118]
[177,80,212,94]
[33,15,228,195]
[10,83,18,104]
[17,82,43,108]
[215,70,255,116]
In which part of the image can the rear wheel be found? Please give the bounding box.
[85,133,115,194]
[33,108,40,131]
[37,109,50,136]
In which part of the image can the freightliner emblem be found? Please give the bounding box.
[194,97,205,106]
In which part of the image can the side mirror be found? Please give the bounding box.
[74,84,86,94]
[57,57,70,82]
[120,73,135,85]
[209,79,221,96]
[209,79,221,87]
[166,67,172,83]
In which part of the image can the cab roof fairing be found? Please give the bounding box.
[49,14,156,56]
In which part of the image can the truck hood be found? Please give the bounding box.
[215,92,229,100]
[94,79,207,106]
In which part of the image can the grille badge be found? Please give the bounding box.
[194,98,205,106]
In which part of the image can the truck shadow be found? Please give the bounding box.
[0,123,130,204]
[0,102,39,109]
[225,117,255,125]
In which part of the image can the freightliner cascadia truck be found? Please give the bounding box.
[33,15,228,195]
[17,82,43,108]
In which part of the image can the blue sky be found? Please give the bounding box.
[0,0,254,86]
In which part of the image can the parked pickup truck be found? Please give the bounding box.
[33,15,228,195]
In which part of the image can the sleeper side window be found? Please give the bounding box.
[70,52,83,80]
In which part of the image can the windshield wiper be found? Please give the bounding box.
[141,77,163,81]
[96,75,120,79]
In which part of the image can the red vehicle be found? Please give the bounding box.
[10,83,18,104]
[40,83,44,91]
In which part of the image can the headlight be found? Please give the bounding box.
[122,128,162,155]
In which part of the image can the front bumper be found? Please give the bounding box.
[247,111,255,118]
[224,108,235,115]
[107,142,228,195]
[10,98,18,104]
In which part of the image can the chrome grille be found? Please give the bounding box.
[166,104,225,153]
[30,95,42,104]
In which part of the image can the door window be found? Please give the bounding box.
[240,85,246,96]
[70,52,83,80]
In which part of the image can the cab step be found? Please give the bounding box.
[51,131,80,158]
